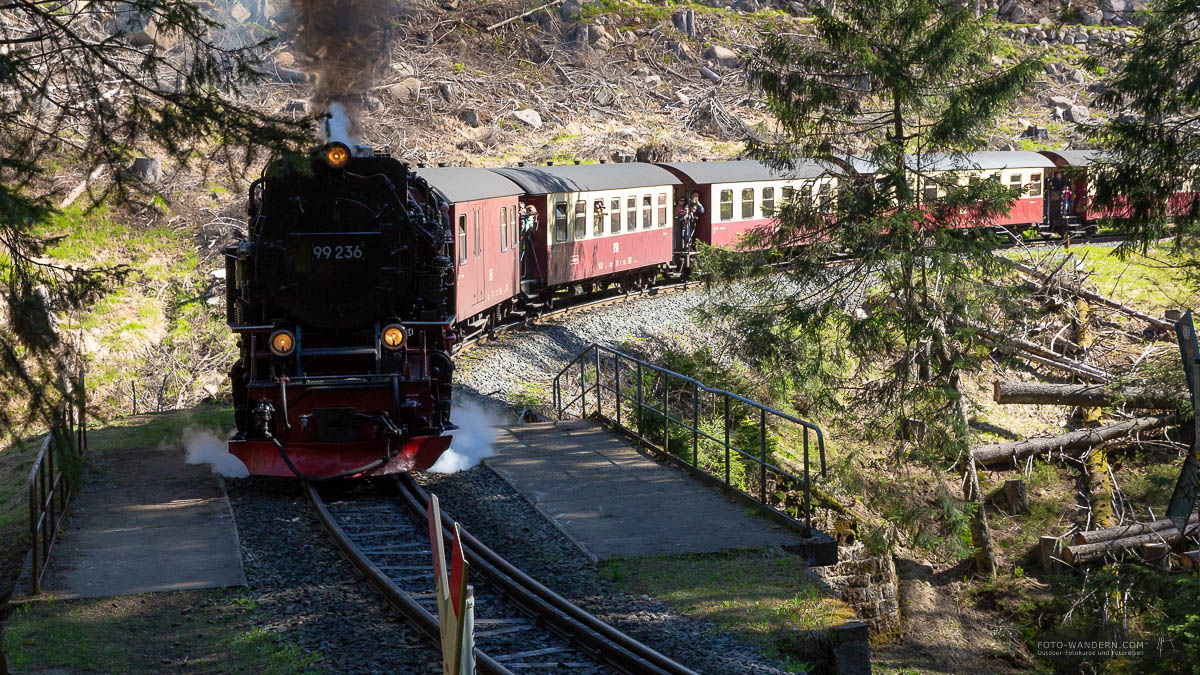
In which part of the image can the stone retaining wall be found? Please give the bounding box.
[812,541,901,636]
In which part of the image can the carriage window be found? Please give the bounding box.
[741,188,755,219]
[574,200,587,239]
[474,211,481,255]
[782,186,794,203]
[800,183,813,205]
[627,196,637,231]
[1029,173,1042,197]
[553,202,568,243]
[511,206,519,248]
[719,189,733,221]
[819,183,833,212]
[500,207,508,252]
[923,182,938,204]
[458,214,467,264]
[610,198,621,233]
[762,187,775,216]
[642,195,653,228]
[593,199,605,237]
[657,193,667,227]
[1009,174,1023,194]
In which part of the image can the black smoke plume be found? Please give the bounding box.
[288,0,398,141]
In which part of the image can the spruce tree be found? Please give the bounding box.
[1087,0,1200,287]
[1,2,309,445]
[700,0,1041,568]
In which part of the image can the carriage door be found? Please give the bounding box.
[473,207,483,303]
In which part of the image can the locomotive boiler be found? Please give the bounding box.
[225,143,456,479]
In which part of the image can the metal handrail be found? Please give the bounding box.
[27,371,88,595]
[552,343,826,533]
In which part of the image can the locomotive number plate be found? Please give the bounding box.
[312,243,365,260]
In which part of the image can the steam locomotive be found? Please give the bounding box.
[225,143,457,480]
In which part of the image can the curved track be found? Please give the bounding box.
[303,477,696,675]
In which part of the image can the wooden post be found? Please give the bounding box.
[1004,478,1028,514]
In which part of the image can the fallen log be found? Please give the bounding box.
[1074,514,1200,546]
[971,414,1174,468]
[1064,521,1199,565]
[972,325,1110,382]
[1006,259,1175,331]
[976,335,1110,383]
[993,381,1186,410]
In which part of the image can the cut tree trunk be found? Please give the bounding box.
[993,381,1184,410]
[971,414,1174,468]
[1075,514,1200,545]
[1006,259,1175,331]
[1064,521,1200,564]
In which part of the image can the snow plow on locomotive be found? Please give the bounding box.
[225,143,456,480]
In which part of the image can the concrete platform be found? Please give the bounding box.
[485,420,833,562]
[12,443,245,601]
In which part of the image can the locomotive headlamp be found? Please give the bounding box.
[324,143,350,169]
[269,329,296,356]
[382,324,406,350]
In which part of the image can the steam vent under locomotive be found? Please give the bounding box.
[225,143,456,479]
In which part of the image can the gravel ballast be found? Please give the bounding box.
[227,477,438,674]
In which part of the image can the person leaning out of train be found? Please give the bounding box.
[520,205,538,232]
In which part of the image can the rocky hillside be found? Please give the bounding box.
[219,0,1144,165]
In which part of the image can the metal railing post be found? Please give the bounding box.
[554,377,561,420]
[614,355,622,430]
[723,395,731,486]
[594,347,602,419]
[579,358,586,418]
[804,428,812,534]
[29,460,38,594]
[636,362,643,437]
[662,374,669,450]
[759,408,767,505]
[691,381,699,467]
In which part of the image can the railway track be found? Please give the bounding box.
[303,475,696,675]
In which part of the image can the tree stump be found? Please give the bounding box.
[1004,478,1028,514]
[129,157,161,184]
[1143,542,1170,571]
[1040,535,1062,572]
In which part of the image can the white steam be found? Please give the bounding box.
[323,102,356,146]
[183,427,250,478]
[429,400,505,474]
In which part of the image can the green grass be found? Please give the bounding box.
[1006,244,1197,314]
[601,548,855,660]
[3,587,321,674]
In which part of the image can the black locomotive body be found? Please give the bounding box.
[225,144,456,479]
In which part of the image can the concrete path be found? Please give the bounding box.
[14,443,245,600]
[485,420,827,561]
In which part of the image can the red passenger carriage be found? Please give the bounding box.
[490,163,683,295]
[413,167,524,334]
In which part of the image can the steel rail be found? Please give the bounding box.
[393,474,697,675]
[301,481,514,675]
